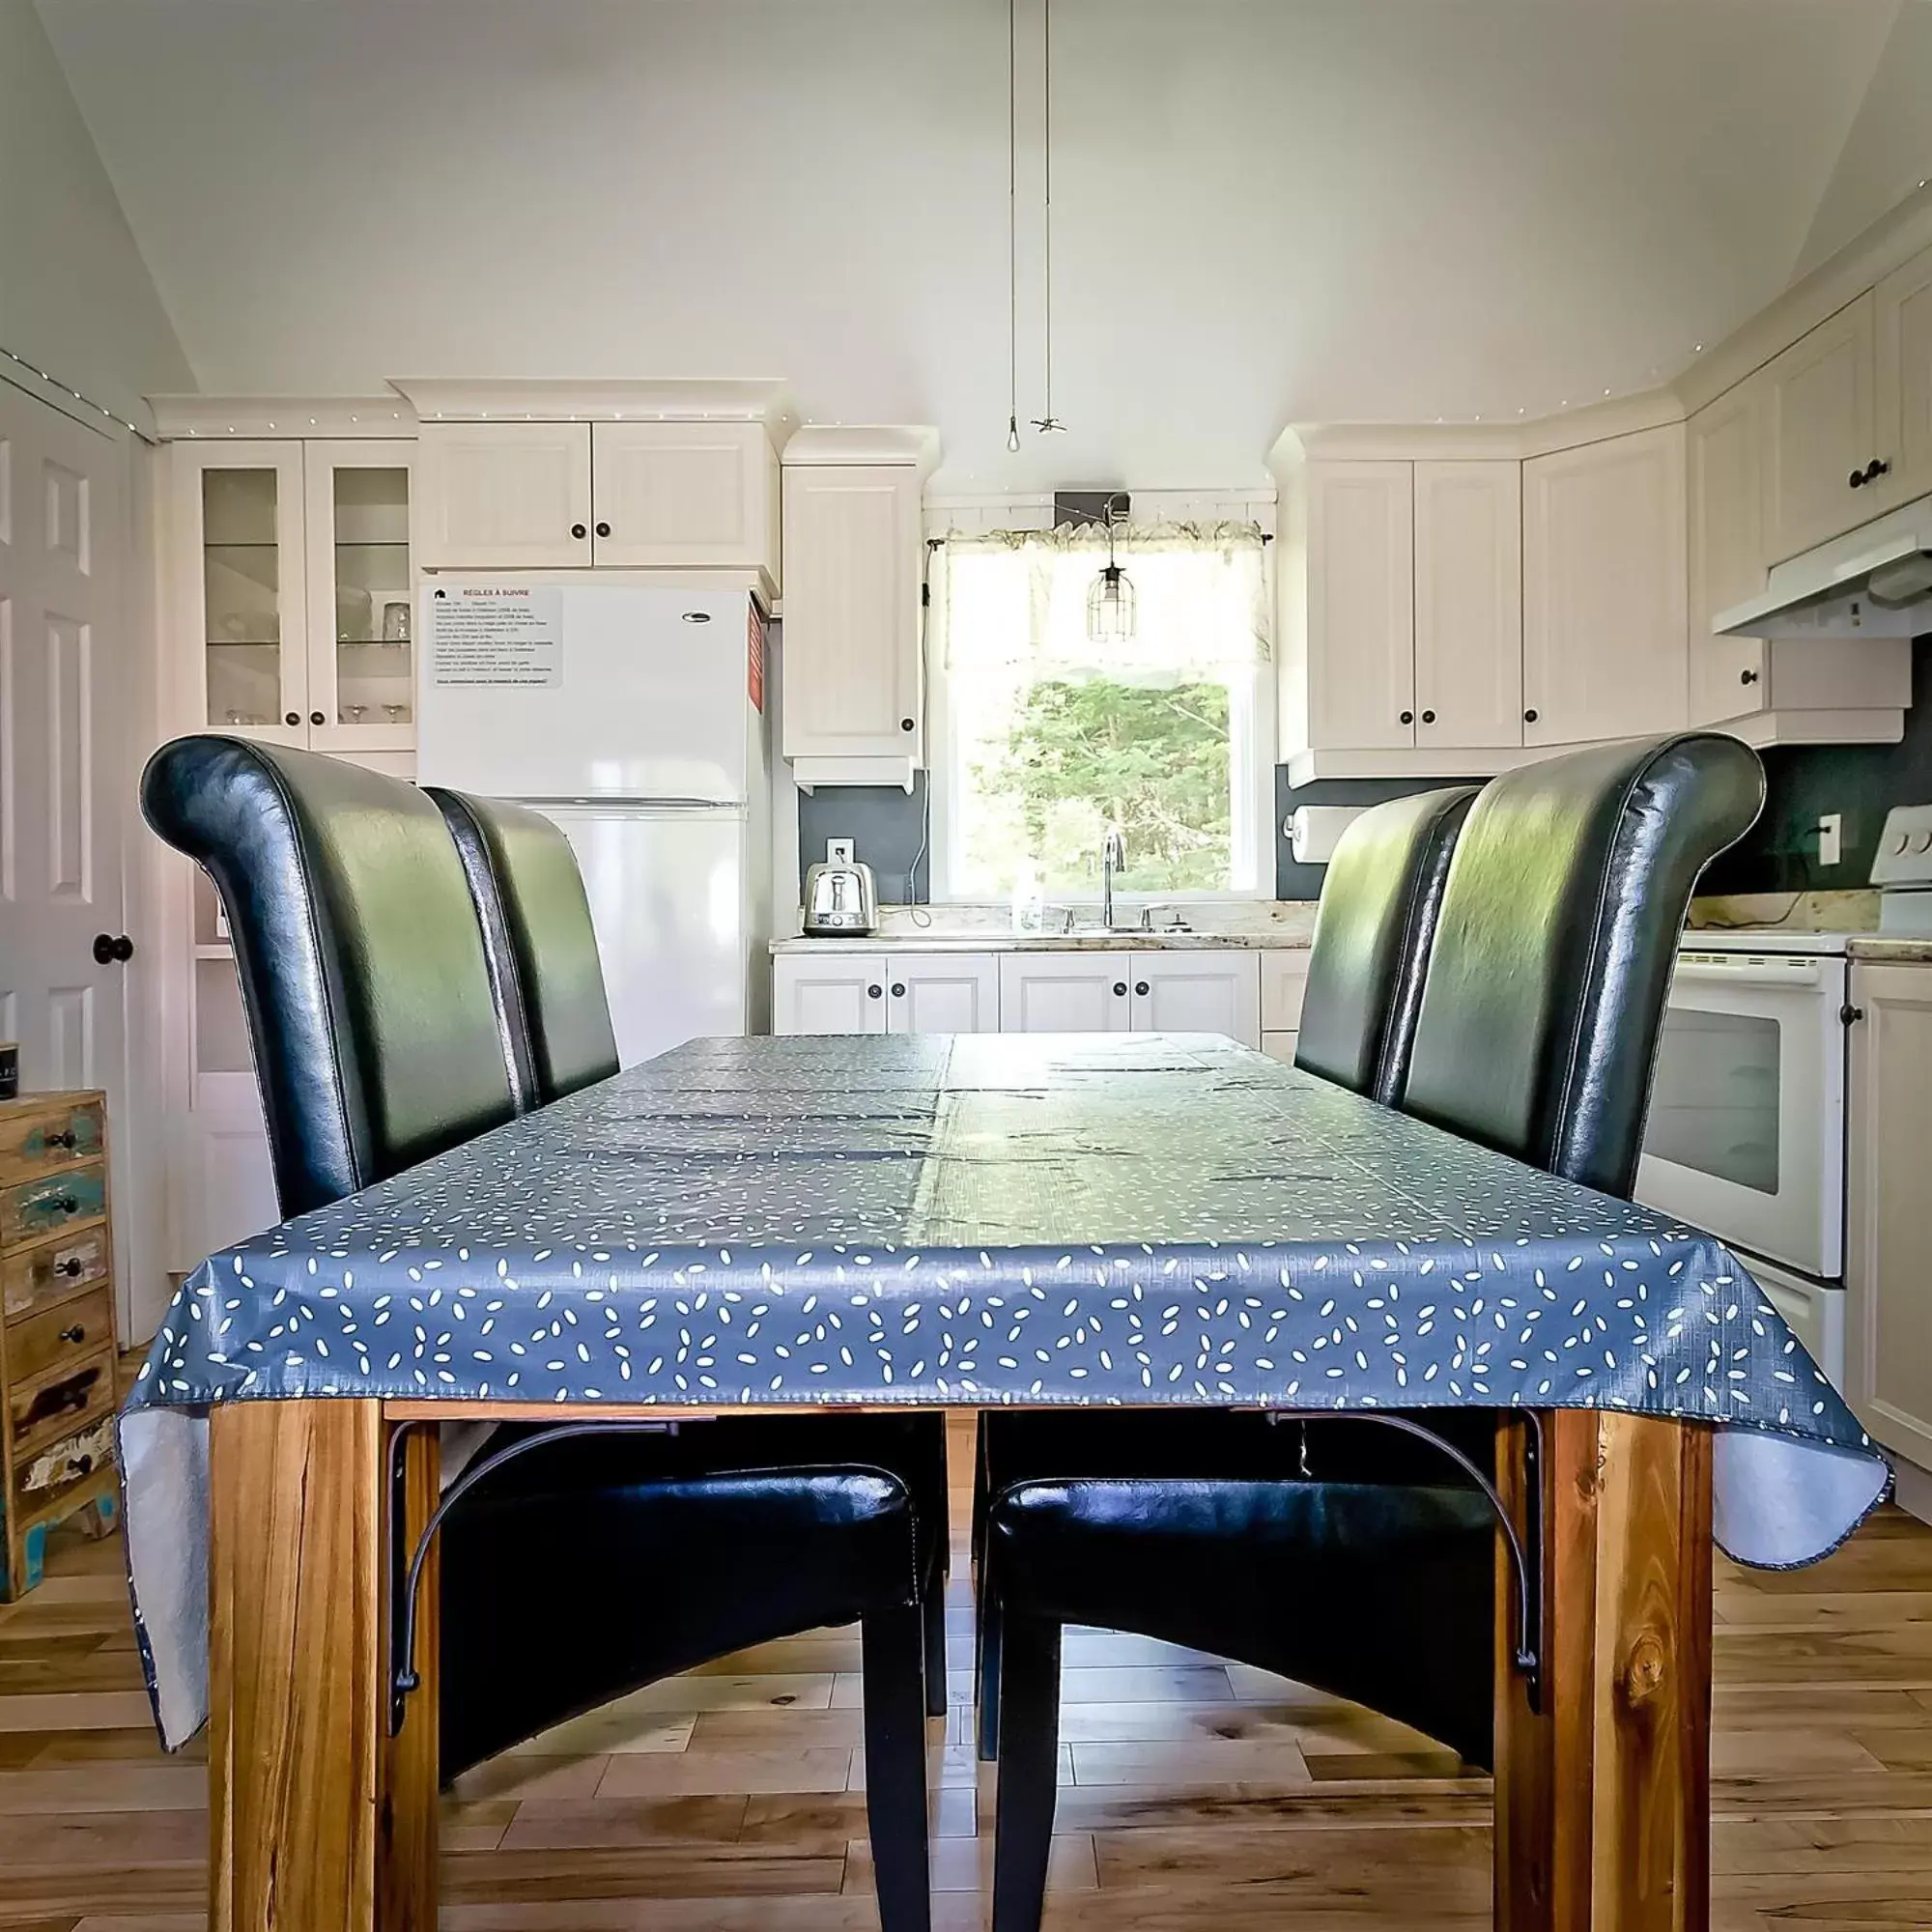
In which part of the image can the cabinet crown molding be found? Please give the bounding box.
[147,396,415,440]
[782,424,940,470]
[1270,390,1684,471]
[390,377,793,431]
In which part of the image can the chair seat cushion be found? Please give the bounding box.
[986,1470,1495,1767]
[440,1441,922,1775]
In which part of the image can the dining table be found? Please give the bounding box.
[118,1031,1889,1932]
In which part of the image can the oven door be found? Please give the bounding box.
[1634,949,1847,1279]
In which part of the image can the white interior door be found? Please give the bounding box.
[0,380,128,1103]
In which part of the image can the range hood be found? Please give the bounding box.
[1717,496,1932,639]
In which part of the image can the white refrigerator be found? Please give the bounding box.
[416,577,773,1065]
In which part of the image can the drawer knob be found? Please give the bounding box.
[67,1453,94,1478]
[55,1258,84,1278]
[53,1196,79,1215]
[59,1323,87,1345]
[44,1130,76,1151]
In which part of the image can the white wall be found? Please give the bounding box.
[0,0,192,421]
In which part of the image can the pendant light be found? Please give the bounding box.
[1087,502,1135,643]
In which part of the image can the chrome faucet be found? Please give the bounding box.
[1101,824,1126,928]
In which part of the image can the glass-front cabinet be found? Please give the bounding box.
[173,437,415,757]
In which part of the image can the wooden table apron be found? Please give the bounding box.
[205,1395,1714,1932]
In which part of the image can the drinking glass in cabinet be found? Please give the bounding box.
[331,467,412,726]
[202,469,281,728]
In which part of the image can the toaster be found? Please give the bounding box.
[803,843,879,936]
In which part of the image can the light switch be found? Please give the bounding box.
[1818,813,1842,868]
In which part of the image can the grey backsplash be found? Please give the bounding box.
[793,768,1478,906]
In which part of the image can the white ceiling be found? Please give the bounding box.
[34,0,1932,488]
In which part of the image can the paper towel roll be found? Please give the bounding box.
[1286,805,1364,865]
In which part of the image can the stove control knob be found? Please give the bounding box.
[1914,831,1932,855]
[1892,831,1913,855]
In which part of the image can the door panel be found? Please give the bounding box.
[775,955,888,1036]
[592,422,775,572]
[415,423,591,569]
[888,952,999,1034]
[1765,294,1876,560]
[1305,463,1414,750]
[997,952,1132,1033]
[0,380,126,1102]
[1874,244,1932,516]
[1129,952,1262,1048]
[1687,377,1770,724]
[1412,461,1521,749]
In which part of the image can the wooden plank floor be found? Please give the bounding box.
[2,1419,1931,1928]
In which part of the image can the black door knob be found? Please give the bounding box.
[571,523,587,539]
[1399,710,1414,724]
[1134,980,1151,996]
[1740,668,1760,686]
[1420,709,1436,724]
[310,710,326,726]
[899,718,916,732]
[1112,981,1127,997]
[1523,708,1539,724]
[1863,458,1890,485]
[891,982,906,998]
[285,711,300,725]
[1849,468,1867,489]
[867,983,883,999]
[92,934,133,965]
[595,521,611,538]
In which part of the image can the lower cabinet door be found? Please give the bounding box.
[885,952,1000,1034]
[997,952,1134,1033]
[1129,952,1263,1048]
[773,954,889,1035]
[1261,1030,1299,1065]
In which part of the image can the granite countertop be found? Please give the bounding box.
[1848,937,1932,963]
[771,929,1315,954]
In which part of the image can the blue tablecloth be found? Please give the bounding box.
[122,1033,1889,1746]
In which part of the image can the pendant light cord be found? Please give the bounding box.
[1041,0,1053,426]
[1007,0,1019,451]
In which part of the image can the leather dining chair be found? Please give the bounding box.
[142,738,935,1932]
[426,781,953,1720]
[979,733,1763,1932]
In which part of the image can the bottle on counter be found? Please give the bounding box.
[1011,862,1045,935]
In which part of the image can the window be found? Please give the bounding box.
[930,524,1272,901]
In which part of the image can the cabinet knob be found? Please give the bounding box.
[1740,668,1759,686]
[899,718,916,733]
[310,710,326,726]
[45,1130,76,1151]
[1112,981,1127,997]
[1420,709,1436,724]
[1523,708,1539,724]
[1841,1003,1866,1025]
[55,1258,84,1278]
[571,523,587,539]
[1862,458,1890,485]
[595,521,611,538]
[1399,710,1414,725]
[1134,980,1150,996]
[867,983,883,999]
[890,982,906,998]
[1849,468,1866,489]
[59,1323,86,1345]
[285,711,300,726]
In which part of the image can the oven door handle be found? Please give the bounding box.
[1671,957,1826,988]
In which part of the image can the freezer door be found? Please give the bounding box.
[418,582,752,801]
[538,807,753,1066]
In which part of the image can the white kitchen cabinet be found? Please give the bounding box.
[1873,243,1932,517]
[1764,294,1878,562]
[415,422,592,569]
[171,439,417,759]
[588,421,780,578]
[998,952,1134,1034]
[1261,952,1311,1035]
[1846,962,1932,1466]
[773,955,890,1035]
[1130,952,1262,1048]
[1521,425,1688,747]
[1261,1032,1299,1064]
[774,950,1000,1035]
[1293,461,1416,753]
[1412,461,1522,751]
[781,459,925,781]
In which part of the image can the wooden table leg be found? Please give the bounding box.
[1493,1409,1713,1932]
[209,1400,440,1932]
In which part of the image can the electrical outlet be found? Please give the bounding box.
[826,838,855,866]
[1818,812,1842,868]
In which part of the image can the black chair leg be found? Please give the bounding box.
[922,1568,948,1718]
[991,1610,1062,1932]
[976,1575,1004,1761]
[862,1601,932,1932]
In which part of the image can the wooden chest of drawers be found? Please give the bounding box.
[0,1092,118,1599]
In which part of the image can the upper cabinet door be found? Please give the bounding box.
[780,464,923,763]
[1521,425,1687,748]
[302,442,415,755]
[415,423,592,569]
[1872,244,1932,517]
[1686,376,1771,724]
[1304,462,1415,751]
[1411,461,1521,751]
[590,422,779,580]
[175,441,309,746]
[1764,293,1877,561]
